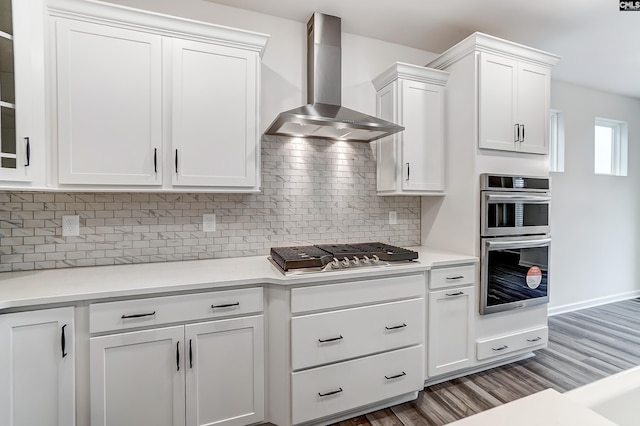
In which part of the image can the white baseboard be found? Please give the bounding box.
[548,290,640,316]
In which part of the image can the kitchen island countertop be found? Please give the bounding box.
[0,246,476,311]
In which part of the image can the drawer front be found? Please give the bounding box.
[476,326,548,360]
[90,287,263,333]
[291,274,424,314]
[291,345,423,425]
[291,298,424,370]
[429,264,476,290]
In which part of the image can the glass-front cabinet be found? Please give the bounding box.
[0,0,45,185]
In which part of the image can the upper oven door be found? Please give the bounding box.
[481,192,551,237]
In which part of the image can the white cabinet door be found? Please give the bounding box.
[400,80,445,192]
[171,39,259,189]
[0,0,46,185]
[478,52,518,152]
[517,62,550,154]
[55,18,162,185]
[185,316,264,426]
[427,286,474,378]
[0,307,75,426]
[90,326,186,426]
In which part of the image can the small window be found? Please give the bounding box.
[594,118,627,176]
[549,110,564,172]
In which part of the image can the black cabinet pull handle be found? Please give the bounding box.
[189,339,193,369]
[175,149,178,174]
[121,311,156,319]
[24,137,30,167]
[446,291,465,297]
[385,372,406,380]
[176,341,180,371]
[405,162,410,181]
[154,148,157,173]
[385,323,407,330]
[520,124,525,142]
[318,387,343,397]
[527,337,542,342]
[492,345,509,351]
[318,335,343,343]
[211,302,240,309]
[446,275,464,280]
[61,324,68,358]
[515,124,519,142]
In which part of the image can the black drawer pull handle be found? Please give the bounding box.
[446,291,465,297]
[176,341,180,371]
[385,323,407,330]
[520,124,525,142]
[175,149,178,174]
[153,148,157,173]
[318,388,343,397]
[527,337,542,342]
[211,302,240,309]
[189,339,193,369]
[24,137,31,167]
[318,335,343,343]
[61,324,68,358]
[446,275,464,280]
[492,345,509,351]
[385,372,406,380]
[121,311,156,319]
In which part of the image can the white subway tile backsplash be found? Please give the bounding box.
[0,137,421,271]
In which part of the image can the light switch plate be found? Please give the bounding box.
[389,211,397,225]
[203,213,216,232]
[62,215,80,236]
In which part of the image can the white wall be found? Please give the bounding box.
[549,80,640,312]
[102,0,438,133]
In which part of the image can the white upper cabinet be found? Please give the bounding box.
[55,18,163,185]
[479,52,551,154]
[47,0,268,192]
[373,63,449,195]
[428,32,559,156]
[0,0,46,187]
[171,39,259,188]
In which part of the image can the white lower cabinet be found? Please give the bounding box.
[90,288,264,426]
[0,307,75,426]
[427,286,474,377]
[476,326,548,361]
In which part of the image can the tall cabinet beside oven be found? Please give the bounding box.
[421,33,559,369]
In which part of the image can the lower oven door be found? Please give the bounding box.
[481,235,551,315]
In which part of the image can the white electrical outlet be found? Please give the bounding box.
[389,211,397,225]
[62,215,80,236]
[203,213,216,232]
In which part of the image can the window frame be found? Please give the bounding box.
[594,117,628,177]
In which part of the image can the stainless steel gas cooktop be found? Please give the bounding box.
[268,242,419,275]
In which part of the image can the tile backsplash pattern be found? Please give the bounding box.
[0,137,421,272]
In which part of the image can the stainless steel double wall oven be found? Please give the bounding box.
[480,174,551,314]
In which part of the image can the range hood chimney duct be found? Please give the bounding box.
[264,13,404,142]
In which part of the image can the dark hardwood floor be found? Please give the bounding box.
[332,298,640,426]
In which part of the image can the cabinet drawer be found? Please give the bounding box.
[90,287,263,333]
[429,264,476,290]
[476,326,548,360]
[291,298,424,370]
[291,274,424,314]
[291,345,423,425]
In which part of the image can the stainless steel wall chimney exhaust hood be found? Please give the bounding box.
[264,13,404,142]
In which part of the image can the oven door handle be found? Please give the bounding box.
[486,194,551,203]
[486,238,551,250]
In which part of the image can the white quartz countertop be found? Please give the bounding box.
[0,246,477,311]
[449,389,617,426]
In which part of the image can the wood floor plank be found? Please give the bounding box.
[330,298,640,426]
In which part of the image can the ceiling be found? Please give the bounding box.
[205,0,640,99]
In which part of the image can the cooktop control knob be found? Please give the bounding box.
[372,255,380,263]
[362,256,370,264]
[331,258,340,269]
[341,258,350,267]
[351,256,360,266]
